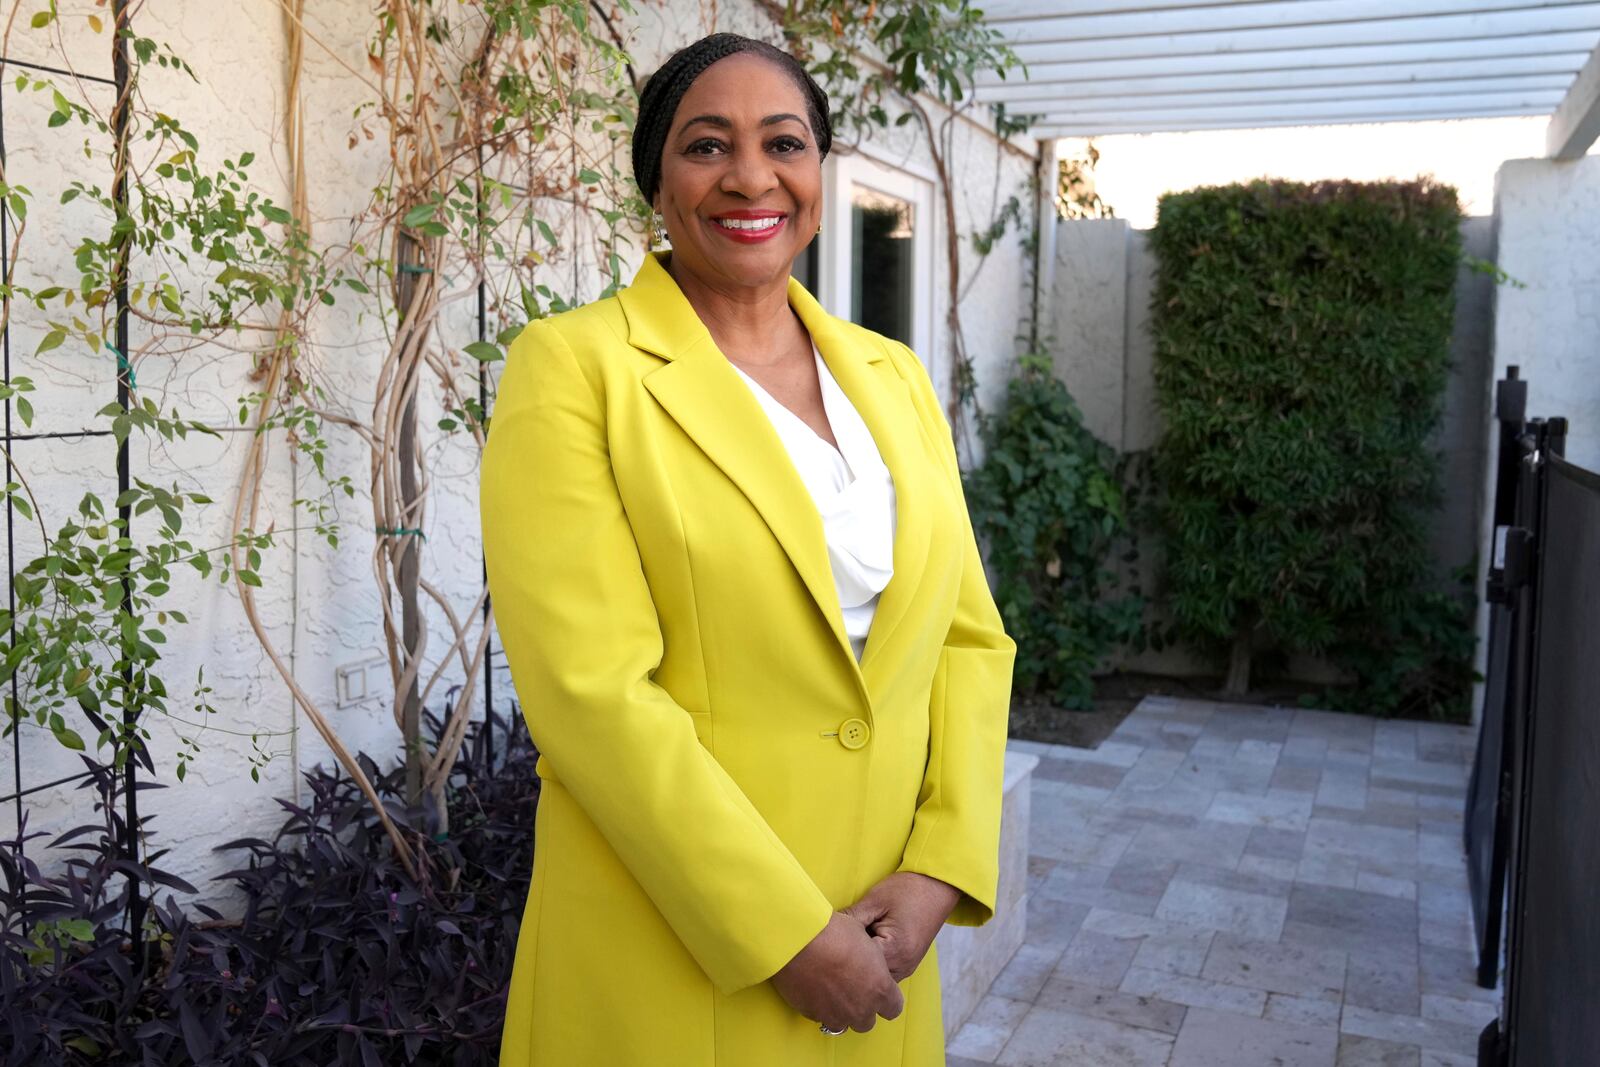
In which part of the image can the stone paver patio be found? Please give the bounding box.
[951,697,1499,1067]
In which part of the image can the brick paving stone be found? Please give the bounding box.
[990,943,1063,1003]
[1054,928,1140,988]
[1204,705,1295,743]
[1104,852,1179,899]
[1081,907,1216,977]
[1316,768,1371,811]
[1125,820,1252,869]
[1293,708,1376,746]
[1236,739,1285,765]
[1121,966,1268,1018]
[1239,853,1300,882]
[1356,872,1418,901]
[1339,804,1425,832]
[1119,747,1191,788]
[1295,853,1363,890]
[1368,786,1421,809]
[1034,974,1188,1035]
[1034,756,1129,791]
[1206,789,1315,831]
[1051,880,1165,918]
[1267,992,1344,1028]
[1024,896,1092,953]
[1169,1008,1338,1066]
[1287,885,1419,953]
[1027,854,1057,894]
[1323,751,1375,775]
[948,994,1033,1061]
[1344,949,1423,1016]
[1090,808,1198,838]
[1031,820,1135,868]
[1030,777,1118,806]
[1372,722,1420,762]
[1337,1034,1422,1066]
[1052,740,1147,768]
[1172,755,1277,795]
[1370,758,1463,788]
[1174,860,1294,900]
[1339,1005,1482,1058]
[1305,817,1419,868]
[1273,763,1325,792]
[1036,861,1111,899]
[1247,825,1309,862]
[1004,701,1487,1067]
[997,1005,1177,1067]
[1283,735,1333,763]
[1110,778,1221,821]
[1420,993,1498,1031]
[1156,878,1289,942]
[1417,833,1462,868]
[1201,932,1347,1000]
[1418,944,1498,1004]
[1190,736,1243,760]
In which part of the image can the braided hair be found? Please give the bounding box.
[632,33,832,208]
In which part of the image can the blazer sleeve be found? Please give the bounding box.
[886,339,1018,927]
[480,319,835,994]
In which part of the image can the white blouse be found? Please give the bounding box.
[731,342,898,661]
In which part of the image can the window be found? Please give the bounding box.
[804,151,936,378]
[849,185,915,346]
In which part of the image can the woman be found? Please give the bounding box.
[481,32,1015,1066]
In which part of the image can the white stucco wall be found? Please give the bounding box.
[1470,154,1600,720]
[1488,156,1600,472]
[1,1,1040,910]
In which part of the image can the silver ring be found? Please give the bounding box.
[819,1023,846,1036]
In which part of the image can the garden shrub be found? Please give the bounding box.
[0,706,537,1065]
[965,354,1144,709]
[1148,178,1473,717]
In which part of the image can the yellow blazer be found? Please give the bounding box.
[482,249,1015,1066]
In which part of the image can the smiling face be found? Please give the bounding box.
[654,52,824,291]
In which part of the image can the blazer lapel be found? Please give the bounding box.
[621,250,932,694]
[625,252,859,675]
[786,280,933,676]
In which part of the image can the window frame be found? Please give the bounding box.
[815,150,938,383]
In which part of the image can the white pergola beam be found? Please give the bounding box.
[1033,105,1551,138]
[981,0,1311,19]
[977,32,1600,86]
[1546,40,1600,155]
[966,5,1600,145]
[984,75,1570,113]
[1001,7,1600,66]
[1026,90,1566,125]
[973,55,1587,102]
[986,0,1593,43]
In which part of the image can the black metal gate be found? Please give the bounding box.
[1472,373,1600,1065]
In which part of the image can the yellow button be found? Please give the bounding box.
[838,718,871,750]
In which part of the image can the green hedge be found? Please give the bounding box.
[1148,178,1473,717]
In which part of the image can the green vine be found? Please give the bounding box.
[964,354,1143,709]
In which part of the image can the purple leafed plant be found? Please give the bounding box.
[1,705,539,1065]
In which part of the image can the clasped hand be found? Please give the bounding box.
[769,872,960,1035]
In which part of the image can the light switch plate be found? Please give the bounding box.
[335,656,389,709]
